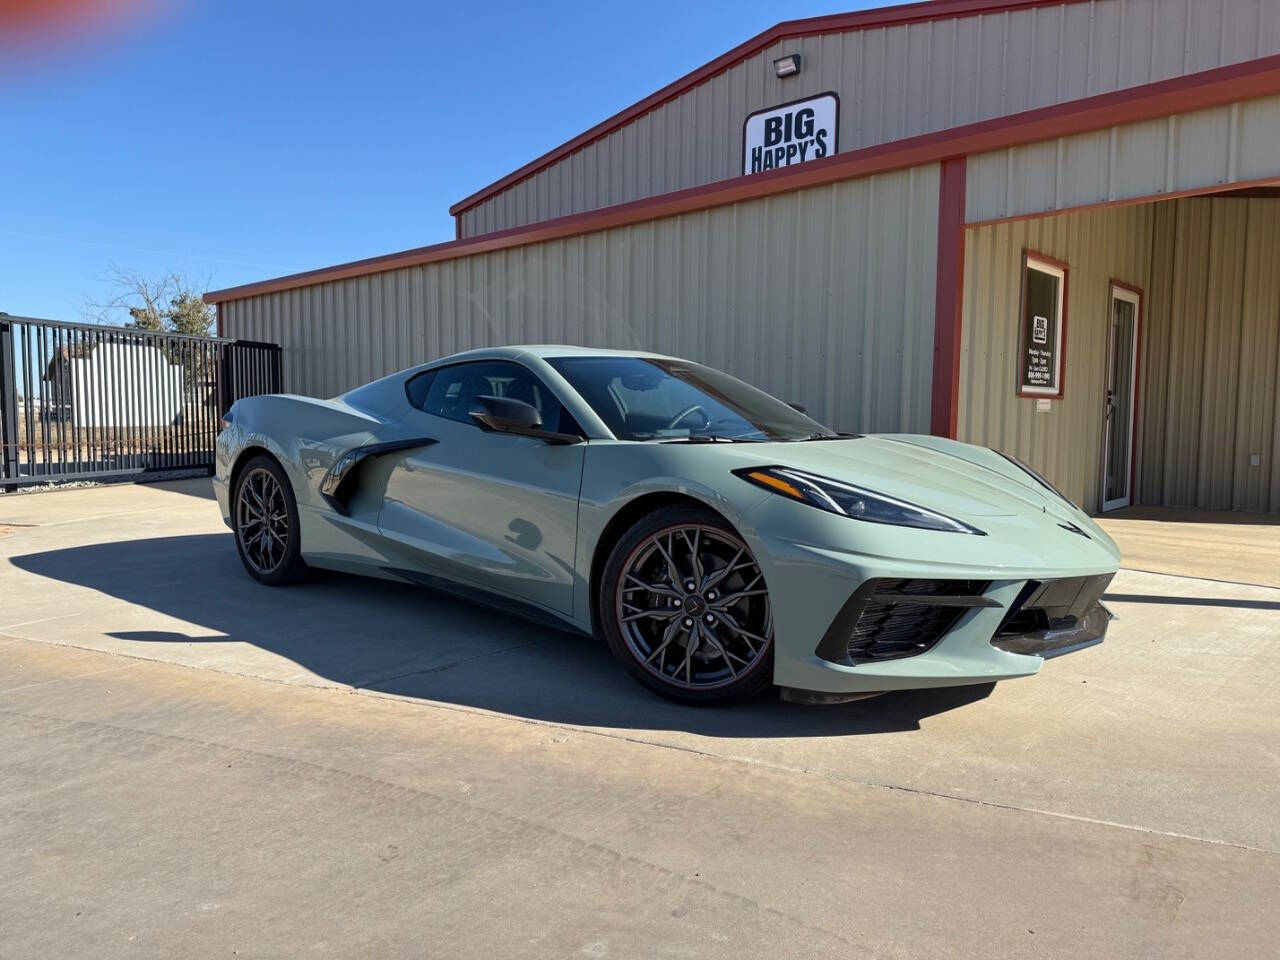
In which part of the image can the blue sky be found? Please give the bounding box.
[3,0,873,324]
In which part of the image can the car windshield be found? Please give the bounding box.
[547,355,837,442]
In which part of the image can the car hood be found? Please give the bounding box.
[724,435,1052,519]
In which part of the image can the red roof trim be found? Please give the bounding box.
[964,173,1280,227]
[449,0,1085,217]
[205,54,1280,304]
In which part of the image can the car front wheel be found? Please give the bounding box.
[600,505,774,705]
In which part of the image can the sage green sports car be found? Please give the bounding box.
[214,345,1120,705]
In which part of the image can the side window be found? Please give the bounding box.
[419,360,572,432]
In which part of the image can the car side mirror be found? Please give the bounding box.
[470,394,541,432]
[468,395,582,445]
[787,401,809,414]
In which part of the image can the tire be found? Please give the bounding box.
[232,454,309,586]
[598,505,775,706]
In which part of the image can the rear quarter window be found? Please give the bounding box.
[404,370,437,410]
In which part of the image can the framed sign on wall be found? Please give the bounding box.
[1016,251,1068,398]
[743,93,839,175]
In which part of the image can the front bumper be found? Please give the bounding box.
[991,599,1114,659]
[744,498,1121,696]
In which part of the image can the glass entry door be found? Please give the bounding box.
[1103,285,1141,511]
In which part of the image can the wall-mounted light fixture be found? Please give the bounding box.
[773,54,801,78]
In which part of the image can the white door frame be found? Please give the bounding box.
[1102,283,1142,512]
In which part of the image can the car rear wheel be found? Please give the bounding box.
[233,455,308,586]
[600,505,774,705]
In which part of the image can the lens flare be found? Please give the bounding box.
[0,0,167,64]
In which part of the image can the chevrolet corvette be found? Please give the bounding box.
[214,345,1119,705]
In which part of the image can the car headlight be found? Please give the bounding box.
[995,451,1076,509]
[733,466,985,535]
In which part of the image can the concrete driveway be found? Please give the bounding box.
[2,479,1278,958]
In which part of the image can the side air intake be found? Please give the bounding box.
[319,437,436,515]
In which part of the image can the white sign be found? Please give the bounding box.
[743,93,838,175]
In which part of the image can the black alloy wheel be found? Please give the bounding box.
[600,505,774,705]
[233,454,308,585]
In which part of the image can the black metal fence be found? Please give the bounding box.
[0,313,281,490]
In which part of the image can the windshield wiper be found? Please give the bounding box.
[788,432,858,441]
[660,434,764,444]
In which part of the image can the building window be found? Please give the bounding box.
[1016,252,1068,398]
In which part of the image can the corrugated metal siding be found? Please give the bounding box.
[1139,197,1280,512]
[224,165,941,435]
[460,0,1280,237]
[957,204,1154,510]
[966,94,1280,222]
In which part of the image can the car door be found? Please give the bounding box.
[377,359,586,617]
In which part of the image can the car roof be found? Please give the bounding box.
[422,344,678,365]
[520,344,672,359]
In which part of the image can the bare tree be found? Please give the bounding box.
[83,266,214,336]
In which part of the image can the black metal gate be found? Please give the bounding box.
[0,313,281,490]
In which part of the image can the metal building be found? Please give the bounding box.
[205,0,1280,514]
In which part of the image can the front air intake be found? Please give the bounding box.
[816,578,996,666]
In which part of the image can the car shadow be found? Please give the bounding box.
[10,533,995,738]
